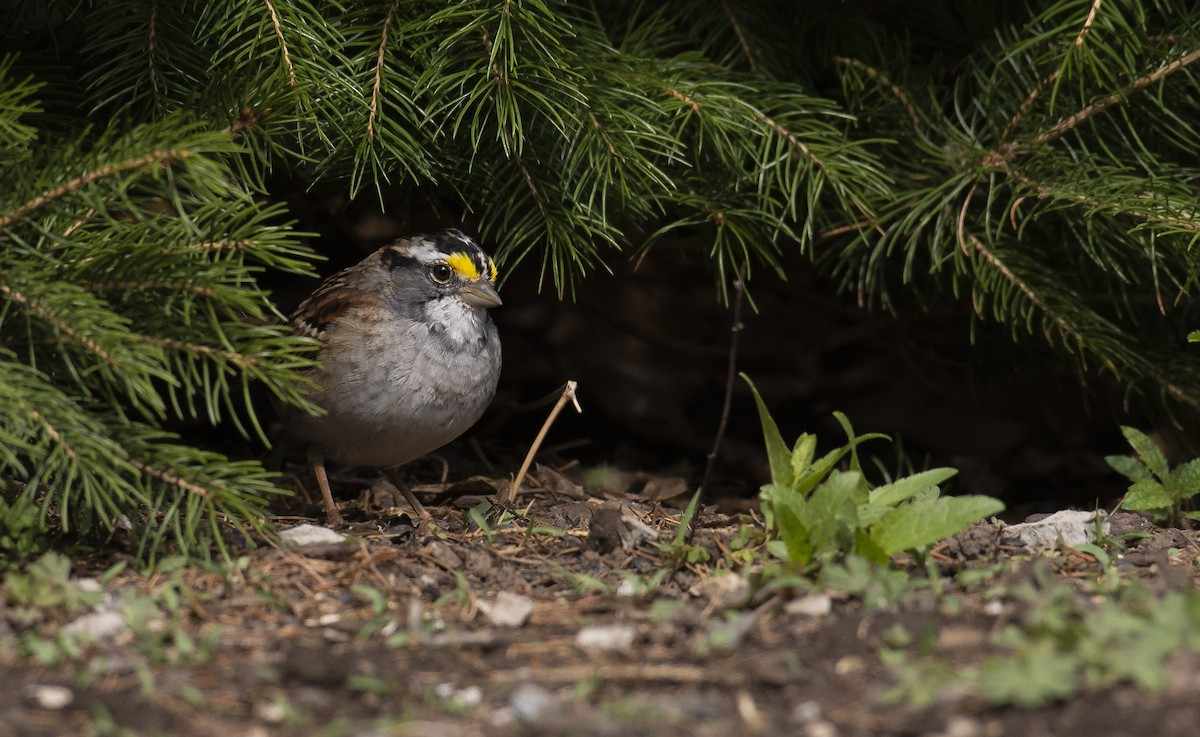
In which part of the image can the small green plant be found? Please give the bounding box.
[744,374,1004,570]
[0,490,49,566]
[1106,426,1200,527]
[658,489,711,564]
[2,552,104,623]
[884,575,1200,707]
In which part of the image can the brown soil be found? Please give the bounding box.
[2,471,1199,737]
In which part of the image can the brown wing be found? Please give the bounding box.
[289,268,359,341]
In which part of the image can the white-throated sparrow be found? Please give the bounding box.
[287,228,503,526]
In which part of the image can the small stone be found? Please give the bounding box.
[24,684,74,710]
[75,577,103,593]
[791,700,823,723]
[279,524,346,546]
[510,682,558,723]
[834,655,865,676]
[1001,510,1108,550]
[254,700,286,724]
[478,592,534,628]
[691,572,751,609]
[936,625,986,650]
[62,607,128,644]
[435,683,483,708]
[785,594,833,617]
[805,721,839,737]
[944,716,982,737]
[576,624,636,654]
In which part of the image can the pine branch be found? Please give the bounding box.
[0,149,182,230]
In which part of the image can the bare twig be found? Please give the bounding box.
[503,381,582,503]
[702,261,748,492]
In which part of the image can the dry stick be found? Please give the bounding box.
[502,381,582,503]
[702,262,748,494]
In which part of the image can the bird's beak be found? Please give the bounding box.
[456,280,503,309]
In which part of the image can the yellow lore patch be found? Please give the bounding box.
[445,252,480,280]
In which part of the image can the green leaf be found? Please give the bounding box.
[1119,426,1169,479]
[790,433,818,488]
[795,445,850,496]
[743,374,793,489]
[759,482,813,565]
[1121,479,1172,510]
[1167,458,1200,502]
[869,496,1005,556]
[802,470,861,560]
[831,411,888,477]
[979,639,1079,707]
[1104,454,1152,483]
[868,468,959,508]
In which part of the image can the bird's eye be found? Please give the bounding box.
[429,263,454,284]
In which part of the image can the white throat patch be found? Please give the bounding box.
[425,295,490,348]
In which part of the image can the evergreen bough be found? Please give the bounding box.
[2,1,1198,558]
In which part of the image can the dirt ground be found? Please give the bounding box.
[3,463,1200,737]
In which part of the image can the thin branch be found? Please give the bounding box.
[753,108,882,234]
[1000,0,1103,143]
[1019,46,1200,150]
[83,281,217,297]
[1004,165,1200,233]
[664,86,701,114]
[262,0,297,87]
[127,458,212,499]
[507,129,548,221]
[816,218,878,241]
[0,283,120,368]
[587,110,616,156]
[476,25,547,223]
[225,107,273,135]
[367,0,403,141]
[721,1,758,73]
[24,406,80,462]
[0,150,182,230]
[702,261,748,492]
[185,240,255,252]
[147,0,161,102]
[141,335,260,368]
[1140,364,1200,412]
[956,192,1087,347]
[833,56,921,129]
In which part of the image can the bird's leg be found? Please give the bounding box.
[383,468,433,529]
[307,450,344,527]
